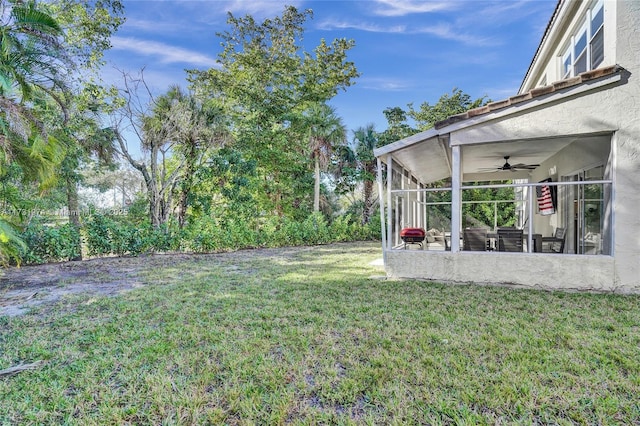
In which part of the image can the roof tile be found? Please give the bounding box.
[433,65,622,129]
[487,99,511,111]
[467,105,491,117]
[552,76,581,90]
[508,92,533,104]
[530,84,555,97]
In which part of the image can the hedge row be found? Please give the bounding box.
[18,213,381,265]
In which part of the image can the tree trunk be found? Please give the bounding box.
[177,143,197,228]
[65,177,82,260]
[313,155,320,212]
[362,179,373,225]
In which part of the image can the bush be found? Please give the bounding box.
[16,210,380,266]
[21,220,81,264]
[84,214,113,257]
[85,214,181,257]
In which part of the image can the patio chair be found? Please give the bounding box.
[497,227,523,252]
[541,227,566,253]
[463,228,488,251]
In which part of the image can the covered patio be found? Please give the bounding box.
[374,66,623,291]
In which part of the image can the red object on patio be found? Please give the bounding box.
[400,227,426,248]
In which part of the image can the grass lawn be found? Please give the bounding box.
[1,242,639,424]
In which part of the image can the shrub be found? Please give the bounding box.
[21,220,81,264]
[84,214,182,257]
[16,209,380,266]
[84,213,115,257]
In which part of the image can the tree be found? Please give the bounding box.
[333,124,380,225]
[0,0,123,264]
[408,88,489,131]
[113,75,227,228]
[352,124,380,225]
[112,72,177,228]
[377,107,416,147]
[155,86,228,228]
[0,0,71,171]
[300,103,346,212]
[30,0,123,259]
[0,0,70,265]
[188,6,359,218]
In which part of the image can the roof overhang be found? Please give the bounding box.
[374,65,625,184]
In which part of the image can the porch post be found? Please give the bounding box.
[376,157,387,255]
[451,145,462,252]
[386,155,393,250]
[527,186,534,253]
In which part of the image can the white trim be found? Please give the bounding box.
[374,129,438,157]
[374,71,622,158]
[610,131,616,257]
[446,73,621,141]
[376,157,387,260]
[450,146,462,252]
[386,155,393,250]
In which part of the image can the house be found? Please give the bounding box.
[373,0,639,293]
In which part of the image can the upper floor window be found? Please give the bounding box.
[539,75,547,87]
[561,0,604,79]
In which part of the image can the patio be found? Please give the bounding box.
[372,67,623,291]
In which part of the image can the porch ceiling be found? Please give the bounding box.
[389,136,451,183]
[375,65,623,185]
[386,135,581,184]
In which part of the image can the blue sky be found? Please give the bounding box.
[102,0,559,135]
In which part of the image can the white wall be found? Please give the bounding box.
[385,250,616,292]
[523,0,616,91]
[384,0,640,292]
[528,136,611,239]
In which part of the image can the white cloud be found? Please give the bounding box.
[111,36,220,68]
[223,0,304,18]
[371,0,456,17]
[415,23,499,47]
[359,77,412,91]
[317,19,406,33]
[317,18,497,47]
[122,17,188,34]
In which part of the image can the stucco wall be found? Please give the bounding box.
[444,28,640,292]
[611,0,640,292]
[381,1,639,292]
[384,250,620,292]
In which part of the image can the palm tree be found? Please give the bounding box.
[352,124,379,224]
[302,103,346,212]
[1,0,70,155]
[0,0,70,266]
[116,81,227,228]
[166,87,228,228]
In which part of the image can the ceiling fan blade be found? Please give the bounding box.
[512,163,540,170]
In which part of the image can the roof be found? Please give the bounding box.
[375,64,624,158]
[373,64,624,184]
[519,0,564,94]
[434,65,623,130]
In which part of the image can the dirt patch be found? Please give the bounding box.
[0,245,355,318]
[0,255,153,317]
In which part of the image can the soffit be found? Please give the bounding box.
[375,65,623,185]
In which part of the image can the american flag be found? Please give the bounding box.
[536,180,555,215]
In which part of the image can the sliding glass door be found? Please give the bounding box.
[562,165,606,255]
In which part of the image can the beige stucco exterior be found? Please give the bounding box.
[375,0,640,293]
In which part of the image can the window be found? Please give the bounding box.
[590,0,604,68]
[539,75,547,87]
[560,0,604,78]
[574,23,588,74]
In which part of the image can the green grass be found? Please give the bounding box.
[1,242,639,424]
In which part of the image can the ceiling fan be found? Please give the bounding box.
[483,156,540,172]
